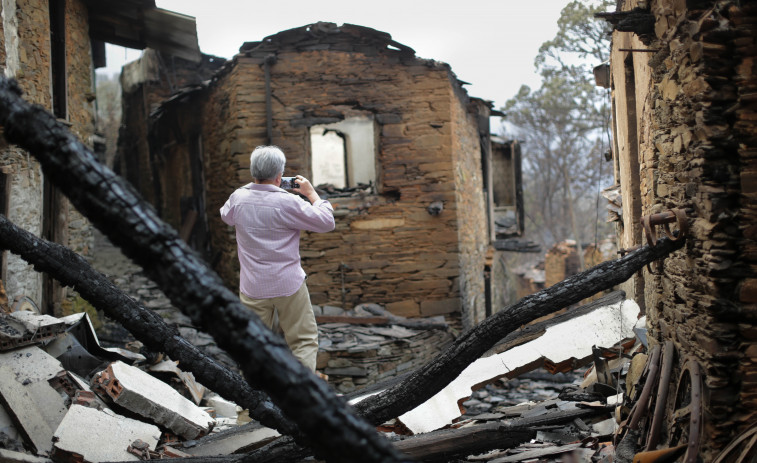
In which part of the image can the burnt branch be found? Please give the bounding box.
[0,77,408,463]
[0,213,299,438]
[354,236,685,425]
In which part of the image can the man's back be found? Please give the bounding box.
[220,182,334,298]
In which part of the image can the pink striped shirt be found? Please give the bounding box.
[220,183,335,299]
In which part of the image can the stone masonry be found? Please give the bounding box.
[606,0,757,457]
[124,23,499,328]
[0,0,95,311]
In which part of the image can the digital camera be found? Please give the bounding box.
[280,177,299,190]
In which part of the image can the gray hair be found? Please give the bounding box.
[250,145,286,181]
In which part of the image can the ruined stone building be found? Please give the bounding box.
[119,22,525,330]
[599,0,757,458]
[0,0,200,315]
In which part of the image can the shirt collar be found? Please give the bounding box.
[243,182,285,192]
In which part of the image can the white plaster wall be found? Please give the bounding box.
[5,157,44,304]
[2,0,19,78]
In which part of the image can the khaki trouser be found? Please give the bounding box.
[239,281,318,371]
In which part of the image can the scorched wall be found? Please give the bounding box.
[202,24,491,326]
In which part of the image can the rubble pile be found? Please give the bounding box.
[0,309,225,462]
[314,304,456,393]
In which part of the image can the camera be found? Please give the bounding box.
[280,177,299,190]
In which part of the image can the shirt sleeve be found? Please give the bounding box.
[285,197,335,233]
[220,197,235,226]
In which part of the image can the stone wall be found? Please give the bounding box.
[1,0,49,305]
[451,87,488,327]
[608,0,757,457]
[0,0,96,308]
[202,26,490,324]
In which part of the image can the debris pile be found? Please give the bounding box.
[314,303,456,393]
[0,309,225,461]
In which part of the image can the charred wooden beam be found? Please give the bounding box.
[493,238,542,253]
[393,406,606,462]
[595,8,655,42]
[0,77,407,463]
[0,213,298,438]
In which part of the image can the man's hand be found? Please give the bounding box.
[292,176,320,204]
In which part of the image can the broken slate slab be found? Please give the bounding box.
[0,346,70,455]
[52,404,160,462]
[93,361,214,439]
[180,421,279,457]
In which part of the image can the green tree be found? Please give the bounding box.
[503,0,614,248]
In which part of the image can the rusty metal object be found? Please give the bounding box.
[628,344,662,430]
[669,358,704,463]
[641,209,688,246]
[713,424,757,463]
[645,340,675,451]
[632,444,687,463]
[618,245,642,256]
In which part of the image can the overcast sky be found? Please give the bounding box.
[101,0,579,112]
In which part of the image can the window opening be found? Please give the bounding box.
[0,170,8,282]
[49,0,67,119]
[310,116,376,194]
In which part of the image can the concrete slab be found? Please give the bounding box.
[0,346,69,455]
[181,421,279,457]
[52,404,160,463]
[93,361,214,439]
[148,360,206,405]
[0,448,52,463]
[0,312,67,351]
[203,393,241,420]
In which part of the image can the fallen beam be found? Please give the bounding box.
[393,405,605,462]
[0,77,405,463]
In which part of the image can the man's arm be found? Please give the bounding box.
[289,176,335,233]
[220,196,235,226]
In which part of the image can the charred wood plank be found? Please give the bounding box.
[0,77,406,463]
[0,214,298,438]
[316,316,391,325]
[391,406,605,462]
[358,304,448,330]
[493,238,542,253]
[318,315,447,330]
[354,236,685,426]
[393,424,534,462]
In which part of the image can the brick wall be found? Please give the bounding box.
[609,0,757,456]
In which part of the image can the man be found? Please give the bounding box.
[220,145,335,371]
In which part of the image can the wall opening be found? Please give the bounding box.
[491,139,524,239]
[622,53,645,313]
[0,169,8,283]
[49,0,67,119]
[310,116,377,190]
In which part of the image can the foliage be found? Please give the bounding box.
[502,0,614,247]
[61,294,103,331]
